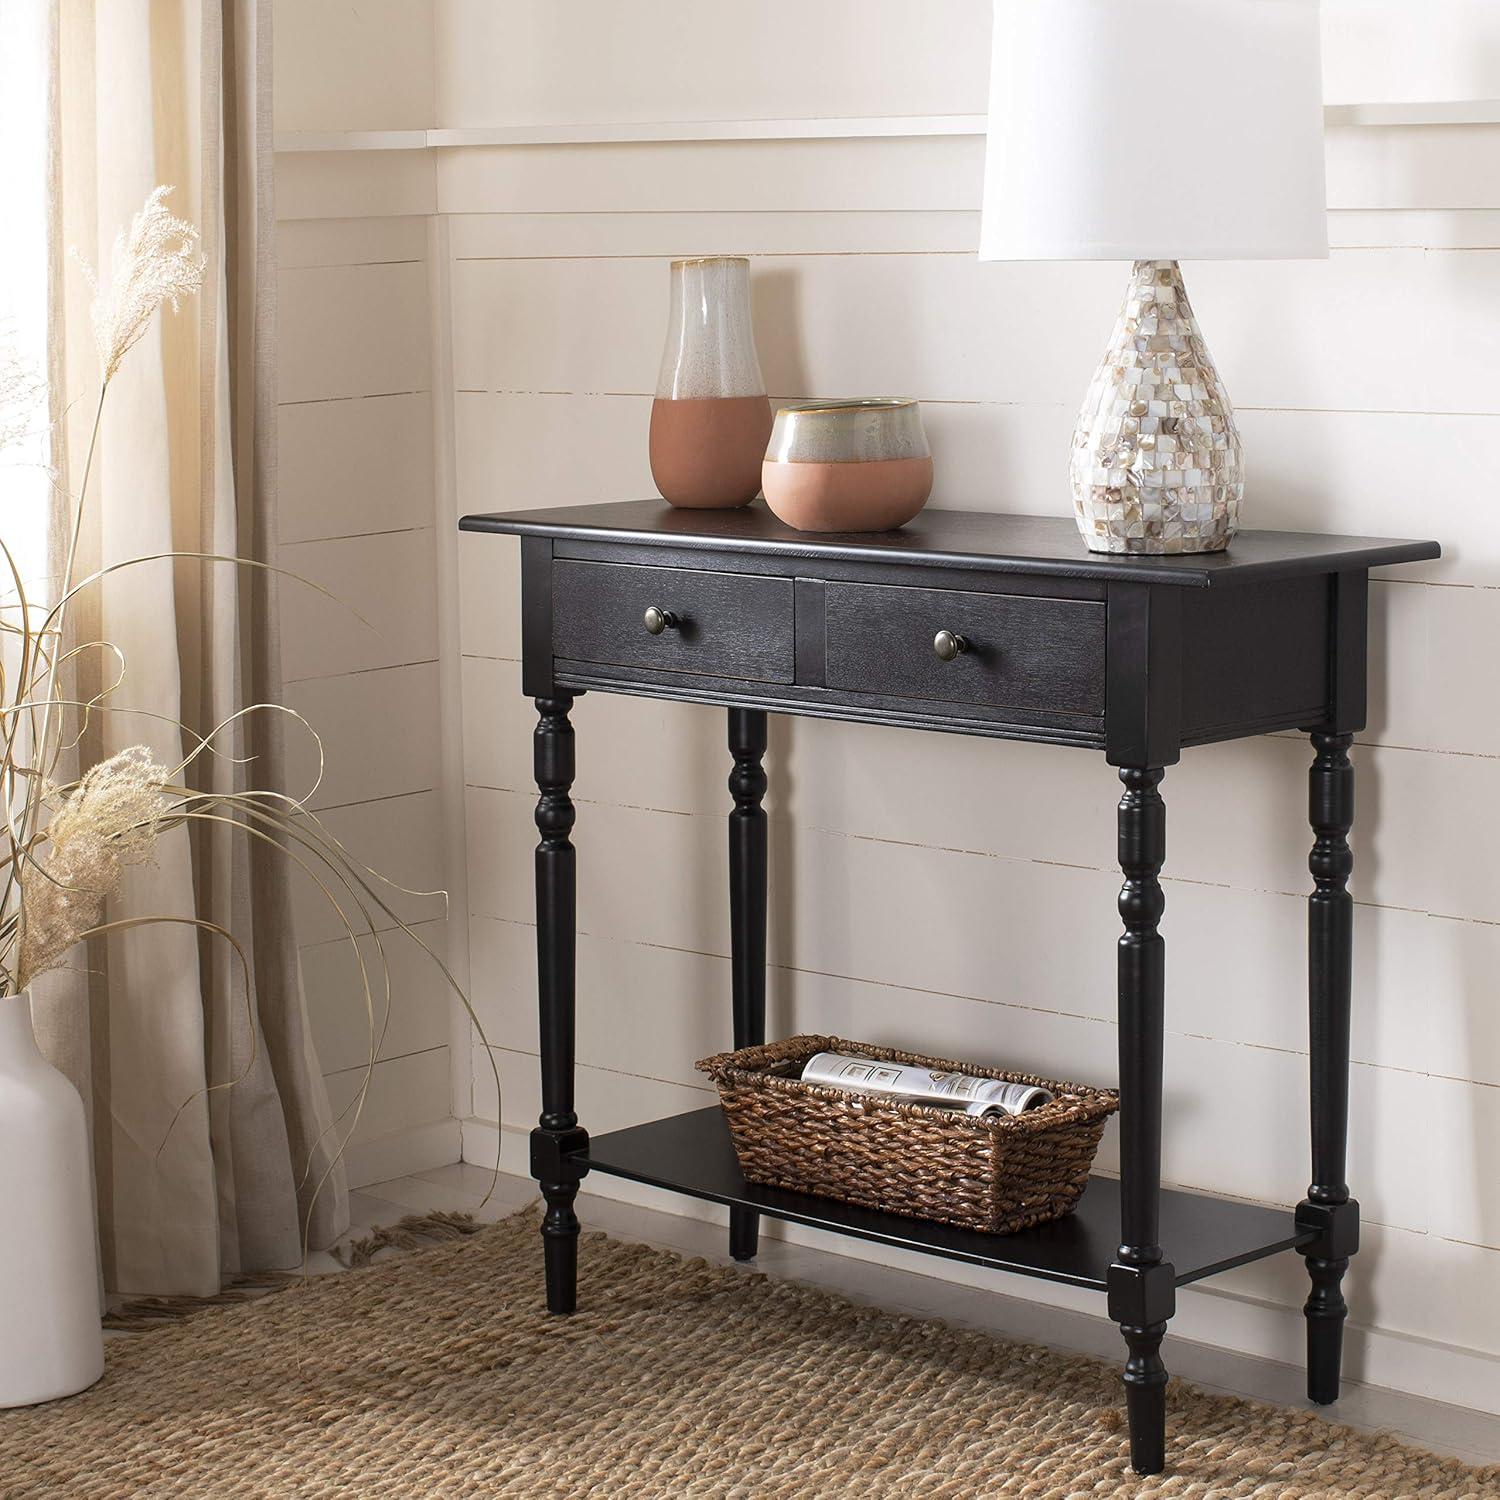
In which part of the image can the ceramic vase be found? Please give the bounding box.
[648,257,773,509]
[762,399,933,533]
[1070,260,1244,555]
[0,991,104,1406]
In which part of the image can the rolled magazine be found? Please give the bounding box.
[800,1052,1053,1117]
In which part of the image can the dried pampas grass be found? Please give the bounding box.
[18,747,172,989]
[73,186,205,381]
[0,185,501,1243]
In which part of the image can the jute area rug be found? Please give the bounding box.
[1,1209,1493,1498]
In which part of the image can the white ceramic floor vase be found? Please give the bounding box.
[0,991,104,1406]
[1070,260,1245,556]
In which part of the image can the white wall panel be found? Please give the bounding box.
[435,1,1500,130]
[305,920,451,1075]
[279,392,435,544]
[324,1045,452,1145]
[452,390,653,518]
[474,1046,714,1147]
[1326,1225,1500,1377]
[276,151,437,222]
[272,170,457,1153]
[451,250,1500,421]
[275,0,435,132]
[433,129,1500,224]
[463,661,1500,1078]
[457,531,520,662]
[450,207,1500,263]
[435,137,987,217]
[280,261,431,403]
[284,661,441,810]
[448,211,983,262]
[463,775,1500,1079]
[465,690,1500,926]
[277,215,429,269]
[463,656,747,813]
[279,528,439,681]
[1323,1,1500,105]
[1325,125,1500,211]
[435,0,991,128]
[292,790,448,948]
[1235,411,1495,586]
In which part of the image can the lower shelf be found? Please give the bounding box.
[578,1106,1314,1293]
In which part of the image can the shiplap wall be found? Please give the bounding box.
[438,1,1500,1413]
[273,1,461,1184]
[271,0,1500,1406]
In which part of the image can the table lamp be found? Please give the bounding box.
[980,0,1328,555]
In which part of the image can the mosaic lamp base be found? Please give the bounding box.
[1070,260,1244,556]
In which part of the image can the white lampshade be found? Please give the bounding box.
[979,0,1328,261]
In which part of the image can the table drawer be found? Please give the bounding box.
[554,559,795,683]
[824,581,1105,716]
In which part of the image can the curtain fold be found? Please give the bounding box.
[31,0,348,1296]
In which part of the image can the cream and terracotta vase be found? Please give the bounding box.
[762,399,933,533]
[648,257,773,509]
[0,992,105,1406]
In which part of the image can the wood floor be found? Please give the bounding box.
[326,1165,1500,1472]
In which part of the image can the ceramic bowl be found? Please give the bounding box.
[761,399,933,533]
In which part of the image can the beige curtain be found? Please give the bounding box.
[31,0,349,1295]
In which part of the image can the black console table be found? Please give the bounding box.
[460,499,1439,1476]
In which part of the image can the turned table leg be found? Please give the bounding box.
[531,693,588,1314]
[1107,766,1176,1477]
[1298,731,1360,1403]
[727,708,769,1262]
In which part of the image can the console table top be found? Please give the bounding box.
[460,499,1440,589]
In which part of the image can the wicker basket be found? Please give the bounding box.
[696,1035,1118,1235]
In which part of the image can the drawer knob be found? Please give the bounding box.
[933,629,969,662]
[643,605,679,636]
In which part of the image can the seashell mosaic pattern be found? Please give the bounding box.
[1070,259,1243,555]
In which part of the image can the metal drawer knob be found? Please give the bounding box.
[933,629,969,662]
[643,605,679,636]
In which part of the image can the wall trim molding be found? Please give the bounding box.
[427,212,476,1129]
[1324,98,1500,126]
[344,1117,463,1188]
[275,101,1500,155]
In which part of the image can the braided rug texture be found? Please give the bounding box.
[1,1208,1494,1498]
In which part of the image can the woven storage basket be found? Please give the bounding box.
[696,1035,1118,1235]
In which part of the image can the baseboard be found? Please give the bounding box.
[458,1116,527,1177]
[459,1115,1500,1419]
[345,1117,463,1189]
